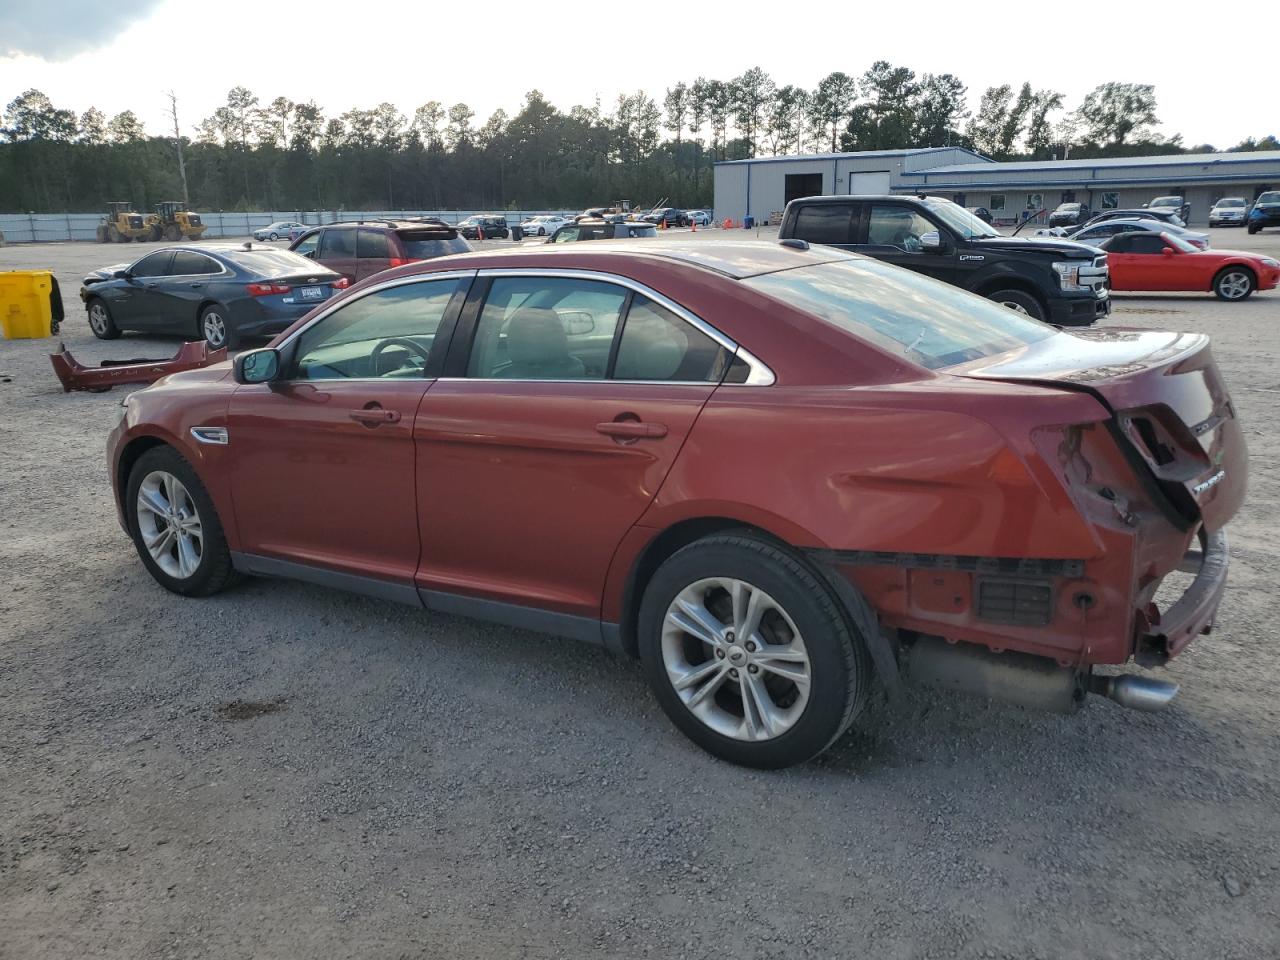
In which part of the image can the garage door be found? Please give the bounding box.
[848,171,891,195]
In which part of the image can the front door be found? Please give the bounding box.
[111,250,174,329]
[859,201,957,284]
[414,274,731,618]
[227,274,471,583]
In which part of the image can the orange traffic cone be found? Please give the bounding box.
[724,217,733,230]
[659,218,666,230]
[690,217,696,232]
[478,224,484,240]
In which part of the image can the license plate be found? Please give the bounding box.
[298,286,325,301]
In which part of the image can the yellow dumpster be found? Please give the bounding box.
[0,270,56,339]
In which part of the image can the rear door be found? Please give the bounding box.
[153,250,224,334]
[355,227,393,282]
[316,227,358,281]
[788,201,857,251]
[413,272,733,619]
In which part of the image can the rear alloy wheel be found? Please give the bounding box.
[200,305,237,350]
[639,534,871,768]
[127,446,237,597]
[1214,267,1255,301]
[87,298,120,340]
[989,289,1046,320]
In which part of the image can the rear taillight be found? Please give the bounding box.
[386,258,421,268]
[332,277,351,289]
[247,282,290,297]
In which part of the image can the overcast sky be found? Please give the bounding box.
[1,0,1274,149]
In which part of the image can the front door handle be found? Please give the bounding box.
[188,282,204,289]
[595,420,668,440]
[349,407,401,426]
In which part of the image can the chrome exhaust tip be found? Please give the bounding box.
[1089,674,1179,712]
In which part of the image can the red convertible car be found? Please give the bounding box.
[107,241,1246,768]
[1098,230,1280,300]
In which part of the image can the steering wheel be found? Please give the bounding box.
[370,337,430,376]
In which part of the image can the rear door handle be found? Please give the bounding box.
[595,420,667,440]
[349,408,401,425]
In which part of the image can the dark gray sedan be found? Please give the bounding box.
[79,243,348,349]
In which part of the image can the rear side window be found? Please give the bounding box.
[170,251,220,275]
[356,228,391,259]
[398,232,471,258]
[613,295,728,382]
[791,204,854,244]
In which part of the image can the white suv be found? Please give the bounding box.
[1209,197,1248,227]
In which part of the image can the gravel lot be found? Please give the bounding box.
[2,228,1279,959]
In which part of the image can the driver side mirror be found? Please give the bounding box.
[234,347,281,384]
[919,230,945,253]
[1161,247,1175,257]
[113,269,132,281]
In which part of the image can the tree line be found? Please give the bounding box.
[2,66,1277,215]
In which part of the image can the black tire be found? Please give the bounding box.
[164,224,182,242]
[1213,266,1256,301]
[269,232,279,241]
[637,534,872,769]
[125,446,238,597]
[107,224,120,243]
[1247,223,1260,235]
[988,288,1046,321]
[199,304,238,350]
[537,227,546,236]
[149,225,163,242]
[86,297,120,340]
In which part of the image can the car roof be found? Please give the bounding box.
[393,239,853,281]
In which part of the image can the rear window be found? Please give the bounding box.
[228,249,329,276]
[743,258,1054,370]
[791,204,853,245]
[398,232,471,258]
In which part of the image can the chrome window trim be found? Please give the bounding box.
[472,267,775,386]
[271,270,480,351]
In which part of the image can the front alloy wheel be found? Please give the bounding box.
[136,471,204,580]
[661,577,811,741]
[1214,268,1254,301]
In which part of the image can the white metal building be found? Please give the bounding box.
[714,149,1280,226]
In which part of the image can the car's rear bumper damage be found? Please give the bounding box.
[50,341,227,392]
[1136,528,1228,665]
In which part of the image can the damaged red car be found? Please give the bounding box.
[106,241,1246,768]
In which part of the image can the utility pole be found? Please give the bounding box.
[165,91,190,206]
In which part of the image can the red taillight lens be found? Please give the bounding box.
[388,257,407,268]
[332,277,351,289]
[247,282,290,297]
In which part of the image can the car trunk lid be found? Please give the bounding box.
[953,328,1247,530]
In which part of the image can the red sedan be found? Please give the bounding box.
[1099,230,1280,300]
[107,241,1245,767]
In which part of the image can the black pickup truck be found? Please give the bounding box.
[778,194,1110,325]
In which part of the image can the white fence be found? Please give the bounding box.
[0,210,583,244]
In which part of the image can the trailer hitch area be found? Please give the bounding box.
[50,340,227,393]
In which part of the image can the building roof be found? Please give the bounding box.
[715,146,989,166]
[903,150,1280,176]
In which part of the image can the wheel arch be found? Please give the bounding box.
[974,272,1048,311]
[115,434,173,516]
[1211,261,1257,292]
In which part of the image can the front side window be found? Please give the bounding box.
[552,227,580,243]
[293,231,321,258]
[131,252,173,277]
[466,277,626,380]
[744,258,1054,371]
[866,205,937,251]
[1128,234,1171,255]
[292,278,465,380]
[613,296,729,382]
[791,204,853,245]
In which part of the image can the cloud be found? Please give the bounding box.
[0,0,165,60]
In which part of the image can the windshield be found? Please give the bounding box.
[1162,232,1198,253]
[744,258,1054,370]
[1215,198,1245,208]
[1058,203,1081,211]
[1151,197,1180,207]
[1258,192,1280,204]
[922,199,1000,239]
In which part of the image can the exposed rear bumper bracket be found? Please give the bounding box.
[1137,528,1229,665]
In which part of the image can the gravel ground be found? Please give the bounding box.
[2,229,1279,959]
